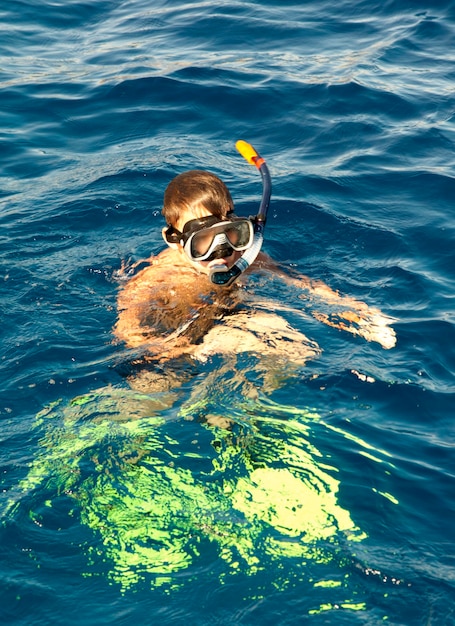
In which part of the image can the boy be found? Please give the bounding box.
[114,169,396,391]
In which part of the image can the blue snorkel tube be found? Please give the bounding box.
[210,140,271,287]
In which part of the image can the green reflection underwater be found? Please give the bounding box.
[6,375,398,615]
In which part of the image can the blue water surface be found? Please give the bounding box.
[1,1,454,625]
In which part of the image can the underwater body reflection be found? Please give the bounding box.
[4,351,400,617]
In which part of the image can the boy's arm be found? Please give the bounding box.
[113,258,195,361]
[302,281,397,349]
[114,266,158,349]
[255,253,397,349]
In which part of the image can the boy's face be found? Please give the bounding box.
[165,207,242,276]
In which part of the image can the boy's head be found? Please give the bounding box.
[162,170,234,231]
[161,170,253,276]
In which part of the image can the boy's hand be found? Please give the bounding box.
[313,309,397,349]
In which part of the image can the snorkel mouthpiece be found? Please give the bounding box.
[210,141,271,286]
[210,233,263,285]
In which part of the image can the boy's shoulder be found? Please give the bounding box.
[123,249,199,293]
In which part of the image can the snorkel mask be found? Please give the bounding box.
[210,141,271,286]
[167,214,255,263]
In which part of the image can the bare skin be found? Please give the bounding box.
[113,206,396,393]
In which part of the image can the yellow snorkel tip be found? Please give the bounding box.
[236,140,260,166]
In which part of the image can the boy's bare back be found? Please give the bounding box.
[114,165,396,384]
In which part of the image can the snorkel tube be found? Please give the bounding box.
[209,140,271,286]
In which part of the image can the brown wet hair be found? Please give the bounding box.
[162,170,234,227]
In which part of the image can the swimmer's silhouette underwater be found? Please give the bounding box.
[3,143,399,613]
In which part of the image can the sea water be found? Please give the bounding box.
[1,1,454,624]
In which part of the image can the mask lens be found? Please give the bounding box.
[224,221,251,248]
[187,220,253,261]
[191,230,217,257]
